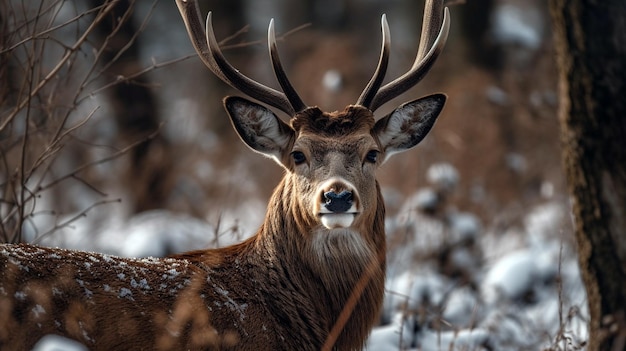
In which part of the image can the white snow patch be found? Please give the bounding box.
[32,334,88,351]
[214,286,248,322]
[130,278,151,290]
[31,304,46,318]
[418,328,489,350]
[118,287,134,301]
[14,291,27,300]
[491,4,543,49]
[366,314,415,350]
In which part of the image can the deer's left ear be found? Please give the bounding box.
[373,93,446,162]
[224,96,294,165]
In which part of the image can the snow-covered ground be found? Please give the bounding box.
[369,204,587,350]
[367,164,587,350]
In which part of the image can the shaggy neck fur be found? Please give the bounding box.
[251,176,387,350]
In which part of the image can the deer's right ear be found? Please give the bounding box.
[224,96,294,165]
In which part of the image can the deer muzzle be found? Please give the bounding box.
[317,178,359,229]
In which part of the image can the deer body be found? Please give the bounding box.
[0,0,450,349]
[1,191,383,351]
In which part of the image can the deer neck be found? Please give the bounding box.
[253,176,387,349]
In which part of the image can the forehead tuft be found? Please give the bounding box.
[290,105,375,136]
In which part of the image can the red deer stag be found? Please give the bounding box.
[0,0,450,350]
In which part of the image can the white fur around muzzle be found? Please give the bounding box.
[319,203,358,229]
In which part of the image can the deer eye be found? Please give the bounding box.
[291,151,306,165]
[365,150,379,163]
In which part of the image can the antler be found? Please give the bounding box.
[268,20,307,113]
[175,0,305,116]
[355,15,391,109]
[357,0,450,112]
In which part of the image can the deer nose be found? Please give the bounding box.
[323,190,353,213]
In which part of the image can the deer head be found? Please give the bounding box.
[176,0,449,234]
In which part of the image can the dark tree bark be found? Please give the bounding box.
[549,1,626,350]
[0,7,10,109]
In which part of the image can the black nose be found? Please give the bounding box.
[323,190,353,213]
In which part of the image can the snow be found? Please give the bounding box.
[366,314,415,350]
[27,209,219,258]
[485,85,510,106]
[419,328,489,350]
[14,291,27,300]
[214,285,248,322]
[32,335,88,351]
[367,159,586,350]
[323,69,343,92]
[31,304,46,318]
[371,191,586,350]
[482,249,554,303]
[130,278,151,290]
[426,163,459,192]
[118,287,134,300]
[491,3,544,50]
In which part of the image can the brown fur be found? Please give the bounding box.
[291,105,376,137]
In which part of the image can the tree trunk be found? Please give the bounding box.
[549,1,626,350]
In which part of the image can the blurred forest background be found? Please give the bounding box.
[3,0,596,349]
[1,0,567,248]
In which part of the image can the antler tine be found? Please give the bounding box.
[356,14,391,108]
[204,13,297,115]
[416,0,444,64]
[268,19,307,113]
[175,0,222,80]
[368,5,450,112]
[175,0,296,116]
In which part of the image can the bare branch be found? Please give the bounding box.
[0,1,118,133]
[31,106,100,173]
[1,4,107,53]
[38,126,163,193]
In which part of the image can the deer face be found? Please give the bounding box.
[224,94,445,232]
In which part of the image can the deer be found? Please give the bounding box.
[0,0,450,350]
